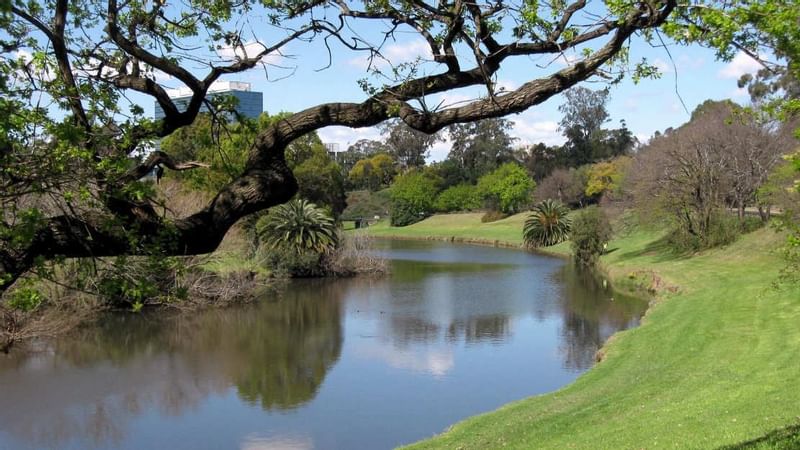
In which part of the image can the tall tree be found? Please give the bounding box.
[446,118,517,183]
[0,0,699,291]
[557,87,633,166]
[380,120,441,169]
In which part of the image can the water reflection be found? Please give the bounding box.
[0,240,647,450]
[553,267,646,370]
[0,282,344,449]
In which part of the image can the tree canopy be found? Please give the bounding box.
[1,0,792,291]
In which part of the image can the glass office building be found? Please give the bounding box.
[153,81,263,120]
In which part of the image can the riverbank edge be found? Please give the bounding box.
[360,215,800,449]
[357,229,651,300]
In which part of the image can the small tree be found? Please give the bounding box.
[584,157,631,201]
[477,163,535,214]
[435,184,482,213]
[523,200,572,248]
[389,171,440,226]
[570,207,613,267]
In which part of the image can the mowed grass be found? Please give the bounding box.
[364,213,528,245]
[365,213,800,449]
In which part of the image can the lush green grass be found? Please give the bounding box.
[366,213,800,449]
[365,212,529,245]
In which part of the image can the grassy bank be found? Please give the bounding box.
[363,213,800,449]
[364,213,528,246]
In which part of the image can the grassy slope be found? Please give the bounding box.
[365,213,800,449]
[365,213,528,245]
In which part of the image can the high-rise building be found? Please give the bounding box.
[153,81,263,120]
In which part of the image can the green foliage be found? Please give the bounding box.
[665,210,743,253]
[570,206,612,267]
[160,114,256,192]
[348,153,397,191]
[262,247,326,278]
[446,118,517,184]
[96,255,189,309]
[434,184,481,212]
[389,170,440,226]
[341,189,391,221]
[256,199,338,255]
[292,150,347,217]
[523,200,572,248]
[476,163,535,214]
[6,285,43,312]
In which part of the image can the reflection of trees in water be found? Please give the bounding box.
[232,280,344,410]
[389,260,513,283]
[388,314,510,346]
[555,266,647,370]
[447,315,510,344]
[0,280,344,448]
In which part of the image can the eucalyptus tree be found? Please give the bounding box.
[0,0,780,292]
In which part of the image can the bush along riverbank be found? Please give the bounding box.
[360,212,800,449]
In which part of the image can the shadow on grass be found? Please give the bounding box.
[716,423,800,450]
[612,235,690,264]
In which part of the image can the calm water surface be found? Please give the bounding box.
[0,240,646,450]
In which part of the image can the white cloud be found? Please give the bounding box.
[428,137,451,162]
[216,41,285,65]
[718,51,762,79]
[240,434,313,450]
[495,79,518,93]
[635,133,651,145]
[13,50,55,82]
[553,51,580,67]
[317,125,382,150]
[356,342,455,378]
[347,40,433,71]
[510,115,563,146]
[430,92,474,109]
[652,58,671,74]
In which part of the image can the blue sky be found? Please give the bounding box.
[134,15,765,162]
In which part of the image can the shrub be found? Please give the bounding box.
[476,163,535,214]
[256,199,338,254]
[389,170,440,226]
[570,206,612,267]
[523,200,572,248]
[481,210,508,223]
[262,247,327,278]
[665,209,741,253]
[435,184,482,212]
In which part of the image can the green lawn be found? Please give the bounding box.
[364,212,528,245]
[363,213,800,449]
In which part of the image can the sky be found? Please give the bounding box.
[130,10,766,162]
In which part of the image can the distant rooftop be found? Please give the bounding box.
[165,81,252,99]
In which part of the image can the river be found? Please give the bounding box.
[0,240,646,450]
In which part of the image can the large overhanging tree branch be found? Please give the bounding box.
[1,0,683,291]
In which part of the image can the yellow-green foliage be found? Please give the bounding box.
[476,163,535,214]
[584,156,630,198]
[348,153,396,191]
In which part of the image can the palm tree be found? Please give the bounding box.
[257,199,338,254]
[523,199,572,248]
